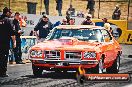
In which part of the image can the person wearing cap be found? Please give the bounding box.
[81,14,95,25]
[61,18,68,25]
[12,12,25,64]
[0,7,16,77]
[68,18,75,25]
[34,15,52,42]
[102,18,112,33]
[112,5,121,20]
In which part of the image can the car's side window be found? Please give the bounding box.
[101,29,112,42]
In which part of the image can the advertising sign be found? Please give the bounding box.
[21,36,37,54]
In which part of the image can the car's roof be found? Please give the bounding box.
[55,25,104,30]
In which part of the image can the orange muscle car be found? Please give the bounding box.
[29,25,122,76]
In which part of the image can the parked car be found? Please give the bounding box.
[29,25,122,76]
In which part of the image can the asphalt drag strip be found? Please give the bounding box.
[0,53,132,87]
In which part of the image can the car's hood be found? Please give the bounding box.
[31,37,101,51]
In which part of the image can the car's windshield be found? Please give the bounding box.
[46,28,103,42]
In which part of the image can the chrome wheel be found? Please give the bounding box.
[116,55,120,71]
[99,59,103,73]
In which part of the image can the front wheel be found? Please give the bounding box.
[91,59,104,74]
[32,64,43,76]
[106,55,120,73]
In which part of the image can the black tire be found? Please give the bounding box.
[91,59,104,74]
[106,55,120,73]
[32,64,43,76]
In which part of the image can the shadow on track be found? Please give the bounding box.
[22,72,77,79]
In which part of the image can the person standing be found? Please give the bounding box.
[34,15,52,42]
[44,0,49,15]
[61,18,67,25]
[66,13,70,24]
[86,0,95,18]
[66,5,75,17]
[9,9,13,18]
[68,18,75,25]
[0,7,16,77]
[12,12,25,64]
[56,0,63,16]
[81,14,95,25]
[102,18,112,33]
[112,5,121,20]
[19,16,26,27]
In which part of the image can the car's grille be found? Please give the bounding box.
[45,50,60,60]
[65,51,82,60]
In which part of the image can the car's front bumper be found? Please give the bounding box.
[30,59,98,69]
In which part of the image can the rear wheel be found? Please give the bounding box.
[32,64,43,76]
[106,55,120,73]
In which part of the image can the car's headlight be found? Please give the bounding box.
[84,52,96,58]
[30,50,36,57]
[30,50,43,58]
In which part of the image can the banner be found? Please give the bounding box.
[93,19,132,44]
[21,36,37,54]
